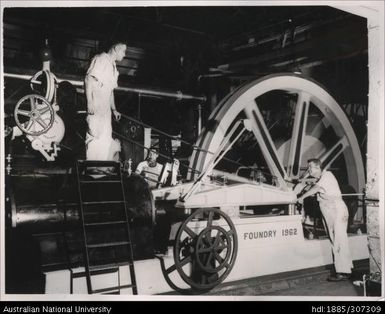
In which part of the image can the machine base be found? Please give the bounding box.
[43,215,369,296]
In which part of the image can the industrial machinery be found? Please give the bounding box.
[3,66,369,295]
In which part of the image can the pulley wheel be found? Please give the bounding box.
[170,208,238,291]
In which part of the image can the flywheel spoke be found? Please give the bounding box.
[204,252,214,267]
[243,100,287,188]
[287,92,310,179]
[206,210,214,227]
[184,226,197,239]
[319,136,349,170]
[197,246,212,254]
[212,232,221,247]
[215,236,228,251]
[166,263,177,274]
[172,255,192,274]
[17,109,31,117]
[214,252,225,264]
[216,244,229,251]
[226,229,235,237]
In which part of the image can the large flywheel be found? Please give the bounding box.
[189,73,365,194]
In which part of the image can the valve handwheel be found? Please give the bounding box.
[14,94,55,136]
[30,69,56,103]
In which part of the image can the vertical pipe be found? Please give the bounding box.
[197,103,202,134]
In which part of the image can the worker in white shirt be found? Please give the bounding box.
[135,147,163,189]
[297,158,353,282]
[84,42,126,160]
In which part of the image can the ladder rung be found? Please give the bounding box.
[102,291,120,295]
[82,200,125,205]
[87,241,130,248]
[91,284,135,294]
[77,160,120,167]
[80,180,121,184]
[85,221,127,227]
[89,266,119,275]
[72,262,133,278]
[42,262,70,268]
[89,261,133,271]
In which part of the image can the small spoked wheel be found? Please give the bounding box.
[170,208,238,291]
[14,94,55,136]
[30,69,56,102]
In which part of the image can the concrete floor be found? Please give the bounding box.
[261,275,364,297]
[197,259,378,297]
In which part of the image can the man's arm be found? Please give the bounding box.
[110,92,121,121]
[135,162,144,175]
[85,75,99,114]
[85,55,104,115]
[297,184,322,203]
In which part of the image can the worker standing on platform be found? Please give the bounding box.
[297,158,353,282]
[85,42,126,160]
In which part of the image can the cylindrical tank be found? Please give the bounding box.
[7,172,154,230]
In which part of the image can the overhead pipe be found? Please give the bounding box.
[5,72,205,133]
[4,72,206,102]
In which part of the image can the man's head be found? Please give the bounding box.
[110,43,127,62]
[307,158,322,179]
[147,147,159,163]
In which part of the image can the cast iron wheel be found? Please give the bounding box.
[171,208,238,291]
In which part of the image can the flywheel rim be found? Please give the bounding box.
[189,73,365,194]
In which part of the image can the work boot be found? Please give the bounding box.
[327,273,351,282]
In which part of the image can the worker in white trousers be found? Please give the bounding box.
[85,42,126,161]
[297,158,353,282]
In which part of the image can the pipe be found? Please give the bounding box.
[4,72,206,102]
[11,204,80,229]
[197,103,202,134]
